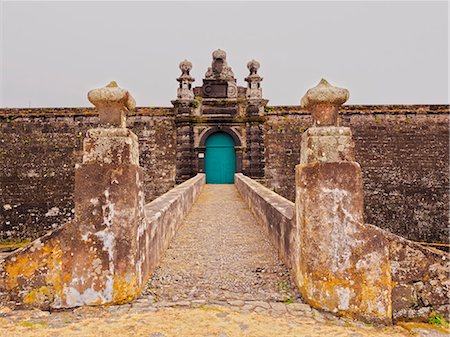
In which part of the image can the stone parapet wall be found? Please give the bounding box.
[234,173,298,280]
[139,174,206,283]
[0,167,205,309]
[377,224,450,321]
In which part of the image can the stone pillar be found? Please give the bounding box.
[295,79,392,324]
[0,82,146,309]
[72,81,145,304]
[172,60,197,183]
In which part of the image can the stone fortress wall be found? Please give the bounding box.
[0,104,448,245]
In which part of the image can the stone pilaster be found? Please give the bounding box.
[175,121,195,184]
[295,79,392,324]
[245,123,265,178]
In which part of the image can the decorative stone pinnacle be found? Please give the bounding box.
[245,59,263,100]
[301,79,349,126]
[212,49,227,60]
[87,81,136,127]
[177,60,195,100]
[205,49,235,80]
[179,59,193,73]
[247,59,260,75]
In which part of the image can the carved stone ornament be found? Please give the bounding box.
[245,59,263,99]
[204,49,235,80]
[87,81,135,127]
[177,59,195,100]
[301,79,349,126]
[88,81,135,110]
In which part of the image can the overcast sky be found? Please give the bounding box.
[1,1,448,107]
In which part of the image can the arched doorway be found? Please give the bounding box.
[205,132,236,184]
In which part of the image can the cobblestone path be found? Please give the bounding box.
[144,184,300,303]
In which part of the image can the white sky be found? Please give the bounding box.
[1,1,448,107]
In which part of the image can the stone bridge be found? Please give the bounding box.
[0,80,448,327]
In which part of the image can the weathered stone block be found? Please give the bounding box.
[82,128,139,165]
[295,161,391,324]
[392,284,417,313]
[300,127,355,163]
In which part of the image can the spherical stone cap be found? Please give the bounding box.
[179,59,193,72]
[88,81,136,110]
[247,59,260,71]
[212,49,227,60]
[301,79,349,108]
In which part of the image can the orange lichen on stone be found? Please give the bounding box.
[113,274,140,304]
[3,253,41,289]
[23,286,53,304]
[0,239,67,306]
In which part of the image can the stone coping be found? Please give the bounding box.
[235,173,296,272]
[0,104,448,117]
[235,173,294,220]
[144,174,206,222]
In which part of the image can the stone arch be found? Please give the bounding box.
[196,126,243,174]
[198,126,242,148]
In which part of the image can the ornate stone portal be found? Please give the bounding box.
[172,49,268,184]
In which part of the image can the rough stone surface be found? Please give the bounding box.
[296,161,392,324]
[300,126,355,163]
[378,225,450,321]
[145,185,300,304]
[0,127,146,308]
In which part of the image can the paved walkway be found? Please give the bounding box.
[144,184,299,303]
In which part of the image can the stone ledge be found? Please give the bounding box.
[138,174,206,283]
[235,173,296,272]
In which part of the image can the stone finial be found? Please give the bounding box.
[179,59,193,74]
[245,59,263,99]
[247,59,260,75]
[205,48,235,80]
[177,60,195,100]
[301,79,349,126]
[88,81,135,128]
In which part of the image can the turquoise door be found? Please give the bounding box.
[205,132,236,184]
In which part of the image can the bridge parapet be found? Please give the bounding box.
[235,173,296,273]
